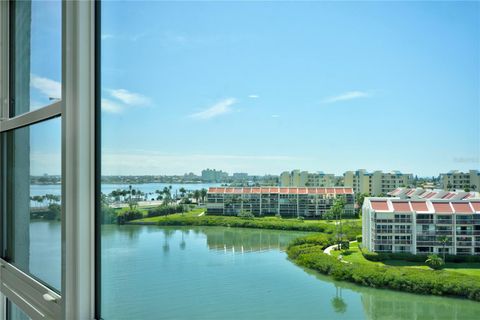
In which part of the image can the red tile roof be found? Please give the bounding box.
[432,202,452,213]
[371,200,389,211]
[298,188,307,194]
[451,202,473,213]
[207,187,354,195]
[392,201,412,212]
[471,201,480,212]
[411,201,429,212]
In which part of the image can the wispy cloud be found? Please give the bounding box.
[248,94,259,99]
[190,98,237,120]
[321,91,371,104]
[108,89,151,106]
[102,150,306,175]
[101,34,114,40]
[271,114,280,118]
[101,98,123,114]
[30,74,61,99]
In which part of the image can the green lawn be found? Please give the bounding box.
[132,208,205,223]
[331,242,480,276]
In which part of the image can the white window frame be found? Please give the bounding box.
[0,1,97,319]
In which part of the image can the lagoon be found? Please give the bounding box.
[28,222,480,319]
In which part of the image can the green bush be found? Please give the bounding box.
[356,235,362,243]
[153,215,362,235]
[237,210,255,219]
[147,205,183,218]
[287,239,480,301]
[117,209,143,224]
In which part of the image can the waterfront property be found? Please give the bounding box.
[207,187,354,218]
[279,170,338,187]
[344,169,413,196]
[362,197,480,255]
[440,170,480,191]
[388,187,479,200]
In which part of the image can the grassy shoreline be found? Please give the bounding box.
[287,236,480,301]
[129,213,362,234]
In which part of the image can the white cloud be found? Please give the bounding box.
[101,34,114,40]
[321,91,371,104]
[271,114,280,118]
[102,98,123,113]
[102,150,305,175]
[108,89,151,106]
[30,74,61,99]
[248,94,259,99]
[190,98,237,120]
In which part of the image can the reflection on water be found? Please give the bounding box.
[99,225,480,320]
[205,227,310,253]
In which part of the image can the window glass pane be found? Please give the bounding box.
[3,117,62,291]
[100,1,480,319]
[10,0,61,116]
[7,299,31,320]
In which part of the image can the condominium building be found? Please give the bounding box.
[388,187,480,200]
[344,169,413,195]
[440,170,480,191]
[362,198,480,255]
[280,170,336,187]
[207,187,354,217]
[201,168,228,182]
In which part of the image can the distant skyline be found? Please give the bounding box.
[31,1,479,176]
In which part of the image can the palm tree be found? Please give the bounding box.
[200,188,207,204]
[438,236,449,262]
[425,254,444,270]
[193,190,201,204]
[331,285,347,314]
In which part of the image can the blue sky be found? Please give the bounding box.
[31,1,479,176]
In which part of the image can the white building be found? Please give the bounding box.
[344,169,413,196]
[280,170,336,187]
[440,170,480,191]
[207,187,355,217]
[362,197,480,256]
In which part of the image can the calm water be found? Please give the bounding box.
[30,182,222,197]
[28,222,480,319]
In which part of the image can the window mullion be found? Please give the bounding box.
[62,1,96,319]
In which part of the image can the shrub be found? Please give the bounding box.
[117,209,143,224]
[356,235,362,243]
[237,210,255,219]
[425,254,445,270]
[147,205,183,218]
[287,239,480,301]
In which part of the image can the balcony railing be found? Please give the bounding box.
[374,240,393,245]
[456,241,473,246]
[416,219,434,224]
[436,220,453,224]
[375,219,412,223]
[393,230,412,234]
[456,220,475,225]
[416,241,437,246]
[394,240,412,245]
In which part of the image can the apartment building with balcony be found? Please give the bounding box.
[279,170,337,187]
[440,170,480,191]
[344,169,413,195]
[362,198,480,255]
[207,187,354,218]
[388,187,480,200]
